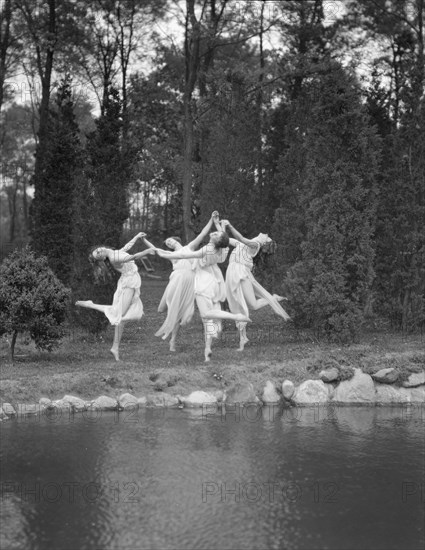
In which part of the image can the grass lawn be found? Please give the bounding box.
[1,273,424,405]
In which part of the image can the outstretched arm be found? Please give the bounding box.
[142,237,156,249]
[187,211,219,250]
[224,221,259,250]
[120,232,146,252]
[123,249,156,262]
[155,247,204,260]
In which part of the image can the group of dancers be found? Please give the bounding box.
[75,211,290,362]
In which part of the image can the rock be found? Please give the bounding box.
[293,380,331,405]
[137,396,147,407]
[332,368,375,404]
[1,403,16,416]
[39,397,52,407]
[262,381,281,404]
[371,368,399,384]
[182,391,218,408]
[402,372,425,388]
[153,378,168,392]
[51,399,72,410]
[0,408,9,421]
[62,395,87,411]
[375,385,411,404]
[16,404,42,416]
[407,386,425,403]
[89,395,118,411]
[118,393,139,409]
[281,380,295,400]
[319,367,339,383]
[224,383,259,406]
[146,393,179,407]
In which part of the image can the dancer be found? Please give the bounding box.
[126,213,226,352]
[152,213,251,362]
[75,232,155,361]
[221,220,290,351]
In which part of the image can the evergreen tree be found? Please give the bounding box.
[30,76,81,285]
[276,65,381,341]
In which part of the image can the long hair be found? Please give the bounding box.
[89,245,117,284]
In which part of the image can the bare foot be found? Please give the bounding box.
[273,294,287,302]
[75,300,94,308]
[237,335,249,351]
[169,340,176,352]
[110,348,120,361]
[204,348,212,362]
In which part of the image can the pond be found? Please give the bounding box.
[1,405,423,550]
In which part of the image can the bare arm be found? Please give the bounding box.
[142,237,156,249]
[187,210,219,250]
[120,232,146,252]
[122,249,156,262]
[155,247,204,260]
[225,222,259,250]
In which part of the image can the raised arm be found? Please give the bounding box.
[187,211,219,250]
[142,237,156,249]
[120,232,146,252]
[224,221,259,250]
[122,249,156,262]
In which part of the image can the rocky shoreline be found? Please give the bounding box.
[1,367,423,421]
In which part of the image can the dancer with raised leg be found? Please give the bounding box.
[75,232,155,361]
[126,212,227,352]
[221,220,290,351]
[153,212,251,362]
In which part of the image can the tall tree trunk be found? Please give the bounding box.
[0,0,12,112]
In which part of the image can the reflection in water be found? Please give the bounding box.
[0,406,423,550]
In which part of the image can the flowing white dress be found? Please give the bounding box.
[194,245,229,338]
[155,246,195,339]
[104,261,143,326]
[225,240,290,325]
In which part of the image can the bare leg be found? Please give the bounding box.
[169,324,179,352]
[110,288,135,361]
[204,333,213,362]
[75,300,109,314]
[240,279,272,311]
[237,322,249,351]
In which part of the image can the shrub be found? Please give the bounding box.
[0,247,71,360]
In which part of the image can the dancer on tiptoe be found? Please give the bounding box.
[75,232,155,361]
[220,220,290,351]
[152,212,251,362]
[126,214,223,352]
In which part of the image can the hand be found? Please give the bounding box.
[221,219,230,228]
[146,248,156,255]
[137,232,147,239]
[211,211,219,220]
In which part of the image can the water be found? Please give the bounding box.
[1,405,424,550]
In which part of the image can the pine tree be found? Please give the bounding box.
[278,65,381,341]
[30,76,81,285]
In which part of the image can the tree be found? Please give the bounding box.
[276,65,381,341]
[30,76,82,285]
[0,246,70,361]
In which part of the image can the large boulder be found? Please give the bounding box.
[146,393,179,407]
[319,367,339,383]
[89,395,118,411]
[1,403,16,416]
[62,395,87,411]
[181,391,217,408]
[118,393,139,409]
[402,372,425,388]
[39,397,52,407]
[371,368,399,384]
[375,385,411,404]
[293,380,331,405]
[262,381,281,404]
[332,368,375,404]
[407,386,425,403]
[281,380,295,400]
[224,383,260,406]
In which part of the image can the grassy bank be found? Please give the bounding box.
[1,275,424,405]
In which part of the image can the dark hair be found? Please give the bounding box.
[88,245,116,283]
[215,232,229,249]
[163,236,182,249]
